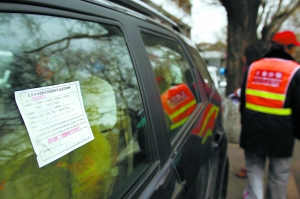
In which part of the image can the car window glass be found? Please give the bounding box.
[141,32,200,140]
[0,13,150,199]
[186,46,215,97]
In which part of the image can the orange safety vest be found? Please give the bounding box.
[245,58,300,115]
[161,84,197,129]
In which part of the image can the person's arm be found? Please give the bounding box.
[239,68,249,114]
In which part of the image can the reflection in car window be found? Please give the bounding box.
[186,46,215,97]
[141,33,200,139]
[0,14,149,199]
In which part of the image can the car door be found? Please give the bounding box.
[183,43,228,199]
[132,23,225,198]
[0,1,163,199]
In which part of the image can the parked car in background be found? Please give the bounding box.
[0,0,229,198]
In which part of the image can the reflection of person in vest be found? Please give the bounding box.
[161,83,197,132]
[239,31,300,199]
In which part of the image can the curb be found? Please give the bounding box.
[287,173,300,199]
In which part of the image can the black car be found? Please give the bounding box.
[0,0,229,198]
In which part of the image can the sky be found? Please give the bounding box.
[190,0,227,44]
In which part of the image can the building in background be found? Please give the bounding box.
[200,50,226,68]
[197,42,227,68]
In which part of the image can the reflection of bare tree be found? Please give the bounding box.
[0,14,42,37]
[0,12,144,133]
[0,134,32,165]
[25,34,105,54]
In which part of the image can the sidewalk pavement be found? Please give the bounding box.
[227,143,300,199]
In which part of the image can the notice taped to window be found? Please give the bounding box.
[15,81,94,168]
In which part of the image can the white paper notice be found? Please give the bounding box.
[14,81,94,168]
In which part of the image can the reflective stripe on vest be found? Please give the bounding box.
[246,89,285,101]
[245,102,292,115]
[161,84,197,129]
[245,58,300,115]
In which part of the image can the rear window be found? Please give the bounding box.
[0,13,150,199]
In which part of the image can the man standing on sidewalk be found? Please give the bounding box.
[239,30,300,199]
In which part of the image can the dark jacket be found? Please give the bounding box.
[239,49,300,157]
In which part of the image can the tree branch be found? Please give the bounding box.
[25,34,104,53]
[49,39,71,55]
[256,1,266,27]
[276,0,283,14]
[263,5,274,27]
[272,2,300,25]
[261,0,300,48]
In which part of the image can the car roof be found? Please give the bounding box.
[85,0,199,50]
[84,0,182,33]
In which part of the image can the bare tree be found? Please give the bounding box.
[218,0,300,95]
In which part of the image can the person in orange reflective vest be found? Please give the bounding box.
[239,31,300,199]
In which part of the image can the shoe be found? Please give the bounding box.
[243,191,249,199]
[236,170,247,178]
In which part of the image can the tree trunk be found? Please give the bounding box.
[220,0,261,95]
